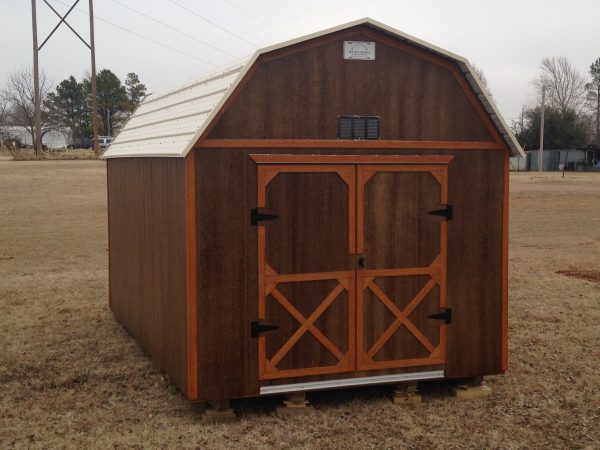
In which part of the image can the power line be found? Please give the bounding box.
[170,0,262,47]
[168,0,259,48]
[222,0,292,39]
[176,0,270,46]
[51,0,218,66]
[94,15,217,66]
[110,0,240,59]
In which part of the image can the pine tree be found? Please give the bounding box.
[47,76,87,139]
[83,69,128,136]
[125,73,147,111]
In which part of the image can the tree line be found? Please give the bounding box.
[0,68,146,145]
[511,56,600,151]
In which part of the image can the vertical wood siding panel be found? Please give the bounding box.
[107,158,188,396]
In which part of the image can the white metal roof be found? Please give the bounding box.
[100,62,247,158]
[101,18,524,159]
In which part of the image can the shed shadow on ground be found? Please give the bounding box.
[232,381,456,417]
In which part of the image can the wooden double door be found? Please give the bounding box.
[253,155,452,381]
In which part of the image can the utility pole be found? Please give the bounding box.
[538,85,545,172]
[89,0,99,156]
[31,0,42,156]
[30,0,99,155]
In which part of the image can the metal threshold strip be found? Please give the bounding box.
[259,370,444,395]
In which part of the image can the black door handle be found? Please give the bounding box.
[250,321,279,338]
[358,255,366,269]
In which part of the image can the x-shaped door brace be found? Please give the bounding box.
[263,264,352,374]
[359,256,443,365]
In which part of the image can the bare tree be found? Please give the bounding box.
[0,99,8,146]
[0,68,58,152]
[534,57,587,115]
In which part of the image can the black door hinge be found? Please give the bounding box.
[428,204,453,220]
[428,308,452,324]
[251,320,279,338]
[251,208,279,226]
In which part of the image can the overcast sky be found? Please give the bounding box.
[2,0,599,124]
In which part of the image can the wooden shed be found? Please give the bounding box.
[101,18,524,406]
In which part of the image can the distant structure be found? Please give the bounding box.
[101,18,524,417]
[1,126,71,149]
[510,149,597,171]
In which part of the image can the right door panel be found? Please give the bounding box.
[357,165,449,371]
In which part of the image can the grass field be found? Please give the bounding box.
[1,161,599,449]
[0,147,97,161]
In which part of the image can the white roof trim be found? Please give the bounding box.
[101,18,524,159]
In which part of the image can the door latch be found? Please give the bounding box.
[250,320,279,338]
[428,204,453,220]
[358,255,366,269]
[427,308,452,324]
[251,208,279,226]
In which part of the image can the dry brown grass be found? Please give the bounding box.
[1,164,599,449]
[0,146,97,160]
[12,148,97,160]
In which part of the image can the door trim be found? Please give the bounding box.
[254,154,454,381]
[257,164,356,253]
[357,164,449,253]
[256,164,356,380]
[356,164,449,371]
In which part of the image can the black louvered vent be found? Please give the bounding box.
[338,115,380,140]
[338,117,353,139]
[366,117,380,139]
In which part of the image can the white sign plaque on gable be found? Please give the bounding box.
[343,41,376,60]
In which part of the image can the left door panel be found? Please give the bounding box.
[257,165,356,380]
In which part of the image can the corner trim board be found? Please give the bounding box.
[501,151,509,371]
[106,161,112,310]
[185,154,199,399]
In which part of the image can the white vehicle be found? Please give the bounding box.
[94,136,112,148]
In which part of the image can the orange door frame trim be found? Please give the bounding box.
[501,151,509,371]
[355,164,449,371]
[185,154,198,400]
[253,154,453,380]
[256,163,357,380]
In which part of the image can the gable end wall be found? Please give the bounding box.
[207,25,497,143]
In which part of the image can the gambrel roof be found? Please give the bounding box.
[101,18,525,159]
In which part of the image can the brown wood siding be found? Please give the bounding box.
[107,158,188,396]
[196,149,255,402]
[445,149,504,378]
[207,26,493,143]
[195,147,504,401]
